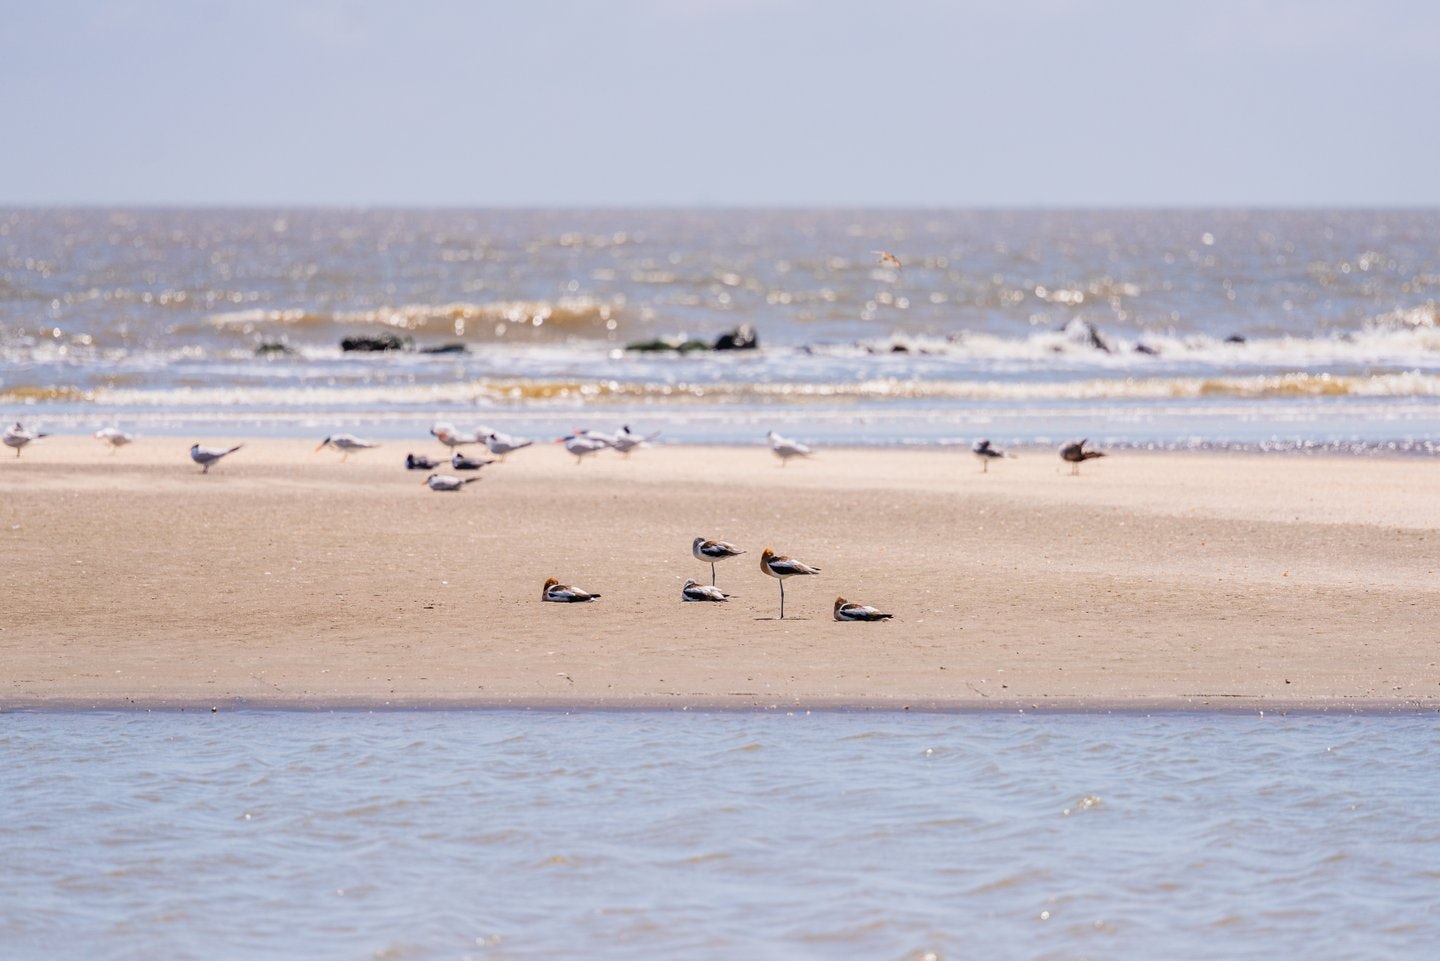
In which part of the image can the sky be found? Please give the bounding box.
[2,0,1438,207]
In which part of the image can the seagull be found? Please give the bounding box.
[405,453,447,470]
[609,425,660,456]
[542,577,601,603]
[760,546,820,619]
[1060,439,1106,475]
[190,443,242,474]
[94,427,135,452]
[834,596,894,622]
[431,423,482,449]
[767,430,813,466]
[972,439,1016,473]
[451,452,495,471]
[484,430,534,459]
[315,433,378,461]
[693,536,746,587]
[3,423,48,456]
[682,579,729,602]
[872,250,903,271]
[422,473,480,492]
[556,433,609,464]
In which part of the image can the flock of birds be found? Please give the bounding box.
[6,418,1109,621]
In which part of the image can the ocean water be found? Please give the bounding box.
[4,207,1440,449]
[2,709,1436,961]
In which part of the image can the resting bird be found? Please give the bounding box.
[692,536,746,586]
[610,425,660,456]
[451,452,495,471]
[542,577,600,603]
[484,431,535,459]
[760,546,820,619]
[1060,439,1106,475]
[405,453,446,470]
[833,596,894,622]
[422,473,480,492]
[681,579,729,603]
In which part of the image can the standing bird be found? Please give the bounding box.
[451,452,495,471]
[3,422,48,457]
[767,430,813,466]
[405,453,447,470]
[315,433,378,461]
[693,536,746,587]
[833,596,894,622]
[542,577,601,603]
[422,473,480,492]
[190,443,242,474]
[1060,439,1106,475]
[972,439,1016,473]
[760,546,821,619]
[681,579,729,602]
[94,427,135,452]
[484,430,534,460]
[609,425,660,456]
[556,433,609,464]
[432,423,482,449]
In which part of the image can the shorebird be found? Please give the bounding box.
[93,427,135,452]
[315,433,378,461]
[972,439,1015,473]
[1060,439,1106,475]
[451,452,495,471]
[190,443,242,474]
[542,577,600,603]
[431,423,482,449]
[760,546,820,619]
[422,473,479,492]
[405,452,447,470]
[484,430,534,459]
[556,433,609,464]
[609,425,660,456]
[682,578,729,602]
[767,430,813,466]
[693,536,746,587]
[872,250,903,271]
[3,422,48,456]
[833,596,894,622]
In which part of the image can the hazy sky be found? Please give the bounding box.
[3,0,1438,206]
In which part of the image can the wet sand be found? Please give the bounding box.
[3,438,1438,711]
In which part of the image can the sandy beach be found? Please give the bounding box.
[2,437,1437,712]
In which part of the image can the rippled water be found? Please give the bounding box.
[3,710,1436,960]
[4,208,1440,448]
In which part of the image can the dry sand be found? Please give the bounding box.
[3,437,1438,712]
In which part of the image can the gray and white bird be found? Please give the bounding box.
[971,439,1015,473]
[405,453,447,470]
[692,536,746,587]
[833,596,894,622]
[542,577,600,603]
[94,427,135,452]
[682,578,729,602]
[3,422,48,456]
[1060,439,1106,475]
[431,423,482,449]
[315,433,378,461]
[610,424,660,456]
[190,443,242,474]
[556,433,609,464]
[423,473,480,492]
[766,430,813,466]
[484,430,535,459]
[451,452,495,471]
[760,546,821,619]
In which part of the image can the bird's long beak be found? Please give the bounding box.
[314,441,326,453]
[420,477,430,485]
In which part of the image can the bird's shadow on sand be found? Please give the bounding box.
[754,617,811,622]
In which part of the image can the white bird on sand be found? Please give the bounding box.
[609,424,660,456]
[692,536,746,587]
[94,427,135,451]
[760,546,820,619]
[431,423,482,449]
[767,430,813,466]
[4,422,48,456]
[542,577,601,603]
[423,473,480,492]
[405,453,447,470]
[315,433,378,461]
[833,596,894,622]
[451,452,495,471]
[682,578,729,602]
[556,433,609,464]
[1060,438,1106,475]
[190,443,242,474]
[484,430,535,459]
[971,439,1016,473]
